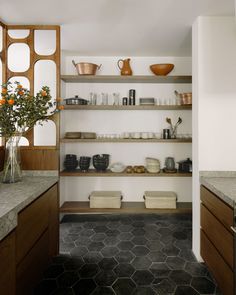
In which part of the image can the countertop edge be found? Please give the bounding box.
[0,176,58,241]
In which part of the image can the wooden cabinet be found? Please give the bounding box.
[0,183,59,295]
[15,183,59,295]
[0,231,16,295]
[200,185,234,295]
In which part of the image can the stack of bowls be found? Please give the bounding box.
[64,154,78,170]
[79,156,91,172]
[146,157,160,173]
[93,154,110,171]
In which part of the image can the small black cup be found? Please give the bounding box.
[163,129,170,139]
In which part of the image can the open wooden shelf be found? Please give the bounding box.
[61,75,192,84]
[63,104,192,110]
[60,169,192,177]
[60,201,192,214]
[60,138,192,143]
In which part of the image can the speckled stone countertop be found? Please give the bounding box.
[0,175,58,241]
[200,172,236,208]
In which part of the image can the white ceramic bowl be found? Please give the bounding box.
[110,162,126,173]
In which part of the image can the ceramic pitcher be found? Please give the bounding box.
[117,58,133,75]
[165,157,175,170]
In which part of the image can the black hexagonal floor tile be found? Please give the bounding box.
[114,263,135,277]
[185,262,208,276]
[75,236,91,246]
[112,278,136,295]
[115,251,135,263]
[162,243,180,256]
[146,240,164,251]
[166,256,185,270]
[118,224,133,232]
[132,246,149,256]
[79,229,95,237]
[107,221,121,229]
[175,285,199,295]
[117,241,134,251]
[148,251,167,262]
[44,264,64,279]
[73,278,96,295]
[57,271,79,287]
[150,262,171,278]
[64,257,84,271]
[104,236,119,246]
[95,270,117,286]
[132,286,156,295]
[172,230,188,240]
[132,256,152,270]
[101,246,119,258]
[118,232,134,241]
[91,233,106,242]
[132,270,154,286]
[83,251,103,264]
[87,241,105,251]
[106,229,120,237]
[191,276,215,294]
[132,236,148,246]
[169,270,192,285]
[94,225,108,233]
[78,264,100,278]
[132,228,146,236]
[152,277,176,294]
[92,286,115,295]
[132,221,145,228]
[34,279,57,295]
[179,249,196,262]
[70,246,88,257]
[98,258,118,270]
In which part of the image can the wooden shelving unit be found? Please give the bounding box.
[61,75,192,84]
[60,201,192,214]
[63,105,192,110]
[60,138,192,143]
[60,169,192,177]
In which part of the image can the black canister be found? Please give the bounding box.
[122,97,128,105]
[129,89,136,105]
[163,129,170,139]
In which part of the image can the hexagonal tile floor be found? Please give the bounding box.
[34,213,222,295]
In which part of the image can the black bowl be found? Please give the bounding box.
[79,156,91,171]
[64,159,78,170]
[92,154,109,171]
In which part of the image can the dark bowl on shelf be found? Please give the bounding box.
[79,156,91,171]
[64,159,78,170]
[92,154,110,171]
[65,154,77,160]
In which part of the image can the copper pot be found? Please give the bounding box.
[72,60,101,75]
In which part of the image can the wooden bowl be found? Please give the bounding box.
[150,64,174,76]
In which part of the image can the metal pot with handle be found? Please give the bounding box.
[72,60,102,75]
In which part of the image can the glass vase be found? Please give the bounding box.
[2,136,22,183]
[170,126,178,139]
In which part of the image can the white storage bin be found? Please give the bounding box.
[144,191,177,209]
[89,191,122,208]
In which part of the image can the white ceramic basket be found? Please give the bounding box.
[144,191,177,209]
[89,191,122,208]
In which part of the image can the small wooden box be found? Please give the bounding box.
[144,191,177,209]
[89,191,122,208]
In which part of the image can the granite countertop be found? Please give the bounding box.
[200,172,236,208]
[0,175,58,241]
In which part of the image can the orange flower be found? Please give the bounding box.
[41,90,47,97]
[8,99,14,105]
[57,105,64,110]
[1,88,7,95]
[0,99,6,105]
[17,84,23,89]
[18,90,24,96]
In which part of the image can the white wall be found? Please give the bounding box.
[192,16,236,260]
[60,56,192,204]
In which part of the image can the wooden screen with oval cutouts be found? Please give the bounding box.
[0,21,60,170]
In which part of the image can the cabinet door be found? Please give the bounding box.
[0,231,16,295]
[48,184,59,257]
[16,190,49,264]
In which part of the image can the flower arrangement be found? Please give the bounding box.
[0,81,64,183]
[0,81,63,139]
[166,117,182,138]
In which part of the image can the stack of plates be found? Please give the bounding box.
[146,157,160,173]
[65,132,81,139]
